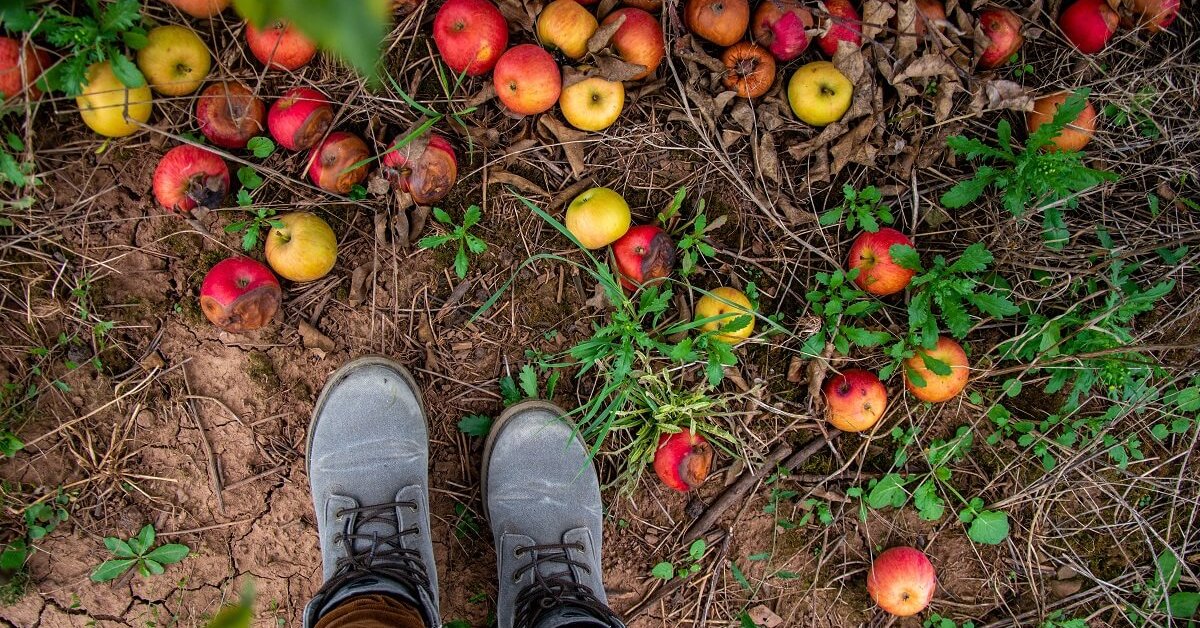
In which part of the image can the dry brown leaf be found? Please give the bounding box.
[934,79,961,122]
[894,0,919,59]
[409,206,431,244]
[831,115,878,173]
[676,35,726,73]
[756,133,781,183]
[585,282,609,310]
[786,356,805,383]
[747,605,784,628]
[495,0,538,31]
[713,90,738,116]
[298,321,335,352]
[502,138,540,166]
[894,54,958,82]
[720,129,743,147]
[587,12,625,52]
[489,169,549,197]
[729,101,756,133]
[561,66,589,90]
[466,83,496,108]
[348,261,377,308]
[539,116,589,178]
[806,342,835,408]
[861,0,895,40]
[595,54,647,82]
[981,79,1034,112]
[832,46,868,85]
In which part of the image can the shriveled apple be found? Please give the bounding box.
[267,86,333,151]
[195,81,266,149]
[382,132,458,205]
[976,8,1023,69]
[612,224,676,290]
[307,131,370,195]
[722,42,775,99]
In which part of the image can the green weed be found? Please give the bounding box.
[91,524,190,582]
[419,206,487,279]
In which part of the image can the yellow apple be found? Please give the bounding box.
[537,0,599,59]
[695,286,755,344]
[77,61,153,137]
[787,60,852,126]
[265,212,338,282]
[136,25,211,96]
[560,76,625,132]
[564,187,630,249]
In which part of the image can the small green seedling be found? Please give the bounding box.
[419,205,487,279]
[819,185,894,232]
[91,524,190,582]
[651,539,707,580]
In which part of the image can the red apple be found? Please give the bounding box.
[153,145,230,214]
[818,0,862,56]
[307,131,370,195]
[432,0,509,76]
[1058,0,1119,54]
[1131,0,1179,32]
[245,20,318,70]
[892,0,947,37]
[823,368,887,433]
[195,81,266,149]
[847,228,915,296]
[653,431,713,492]
[0,37,51,100]
[751,0,813,62]
[867,546,937,617]
[493,44,561,116]
[382,133,458,205]
[602,8,665,80]
[612,224,676,290]
[976,8,1023,69]
[199,257,282,333]
[267,86,333,151]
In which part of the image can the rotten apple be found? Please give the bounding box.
[1059,0,1119,54]
[612,224,676,290]
[153,144,230,214]
[653,430,714,492]
[976,8,1023,69]
[493,44,561,116]
[867,546,937,617]
[245,20,318,71]
[684,0,750,47]
[817,0,862,56]
[162,0,229,18]
[433,0,509,76]
[722,41,775,99]
[823,368,887,433]
[1131,0,1179,32]
[751,0,813,62]
[195,81,266,149]
[268,86,333,151]
[847,227,915,296]
[307,131,370,195]
[602,8,665,81]
[382,132,458,205]
[0,37,51,101]
[199,256,282,333]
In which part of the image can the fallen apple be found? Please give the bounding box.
[538,0,599,60]
[77,61,153,137]
[267,86,333,151]
[199,256,282,333]
[904,336,970,403]
[307,131,370,195]
[245,20,318,71]
[433,0,509,76]
[787,61,852,126]
[612,224,676,290]
[565,186,631,249]
[162,0,229,18]
[0,37,51,101]
[817,0,863,56]
[265,212,337,282]
[823,368,887,433]
[624,0,662,9]
[847,227,915,296]
[602,8,665,81]
[1131,0,1179,32]
[382,132,458,205]
[653,431,713,492]
[867,546,937,617]
[722,42,776,99]
[695,286,755,344]
[493,44,561,116]
[152,144,230,213]
[976,8,1023,69]
[195,81,265,149]
[559,75,625,132]
[751,0,813,62]
[685,0,750,47]
[137,25,211,97]
[891,0,946,37]
[1059,0,1119,54]
[1027,91,1097,153]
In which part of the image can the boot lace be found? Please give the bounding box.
[315,501,432,602]
[512,542,622,628]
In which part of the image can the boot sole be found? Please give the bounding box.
[305,355,427,478]
[480,399,577,522]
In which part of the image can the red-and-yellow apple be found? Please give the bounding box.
[538,0,599,60]
[1058,0,1119,54]
[867,546,937,617]
[817,0,863,56]
[565,187,630,249]
[696,286,755,344]
[624,0,662,9]
[195,81,265,149]
[684,0,750,47]
[153,144,230,213]
[493,44,561,116]
[602,8,665,80]
[559,75,625,132]
[0,37,51,100]
[162,0,229,19]
[823,368,887,433]
[199,256,281,333]
[267,86,333,151]
[1131,0,1179,32]
[382,133,458,205]
[976,8,1023,68]
[265,212,337,282]
[904,336,970,403]
[751,0,813,61]
[77,61,153,137]
[722,42,775,99]
[245,20,318,70]
[1027,92,1097,153]
[787,61,852,126]
[137,25,211,97]
[847,227,915,296]
[612,224,676,290]
[433,0,509,76]
[307,131,370,195]
[653,431,713,492]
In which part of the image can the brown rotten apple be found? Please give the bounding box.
[199,256,281,333]
[976,8,1023,69]
[722,42,775,99]
[308,131,370,195]
[153,144,230,214]
[847,228,916,296]
[267,86,333,151]
[1131,0,1179,32]
[751,0,813,62]
[612,224,676,290]
[1027,92,1097,153]
[195,81,266,149]
[653,431,713,492]
[245,20,317,71]
[602,8,665,81]
[383,132,458,205]
[685,0,750,47]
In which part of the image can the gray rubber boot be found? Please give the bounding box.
[482,401,625,628]
[302,357,439,628]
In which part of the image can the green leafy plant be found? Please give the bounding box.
[206,581,254,628]
[819,185,894,232]
[802,268,891,357]
[6,0,147,96]
[0,132,40,214]
[91,524,190,582]
[246,137,276,159]
[225,206,283,252]
[418,206,487,279]
[658,187,721,277]
[1103,87,1160,139]
[924,615,976,628]
[940,89,1118,249]
[233,0,389,82]
[891,242,1018,346]
[651,538,707,581]
[457,414,492,437]
[1127,549,1200,624]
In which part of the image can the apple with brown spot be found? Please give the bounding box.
[152,144,230,214]
[382,132,458,205]
[653,431,713,492]
[195,81,266,149]
[307,131,370,195]
[612,224,676,290]
[268,86,333,151]
[199,257,281,333]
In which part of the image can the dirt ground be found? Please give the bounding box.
[1,0,1199,627]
